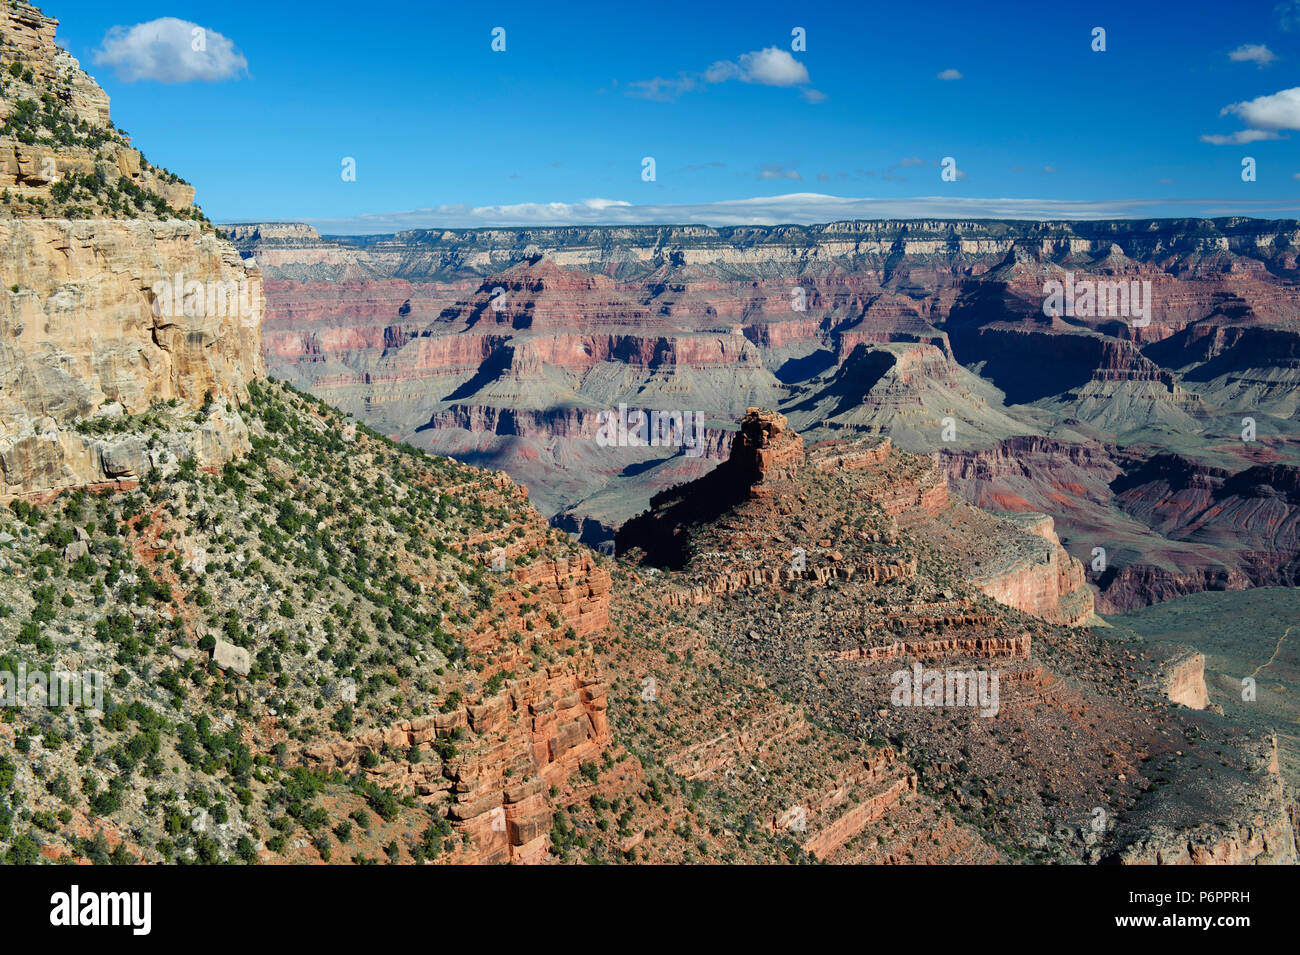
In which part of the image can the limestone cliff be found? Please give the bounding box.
[230,217,1300,283]
[0,3,263,497]
[1152,647,1210,710]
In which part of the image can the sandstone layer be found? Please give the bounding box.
[233,217,1300,610]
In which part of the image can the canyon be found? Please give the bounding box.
[232,216,1300,613]
[0,0,1295,869]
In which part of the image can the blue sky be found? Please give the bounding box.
[41,0,1300,231]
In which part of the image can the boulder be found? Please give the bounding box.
[212,639,251,676]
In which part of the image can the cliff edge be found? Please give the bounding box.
[0,2,263,498]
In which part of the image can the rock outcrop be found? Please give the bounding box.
[807,437,1094,625]
[1,3,107,127]
[619,409,1093,626]
[1113,735,1296,865]
[1152,647,1210,710]
[727,408,805,490]
[0,4,264,498]
[299,661,611,864]
[0,3,199,218]
[966,513,1093,627]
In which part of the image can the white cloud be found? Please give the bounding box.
[577,198,633,211]
[708,47,809,86]
[936,68,963,81]
[1202,86,1300,143]
[95,18,247,83]
[626,74,698,101]
[759,163,802,181]
[1199,129,1284,144]
[1228,43,1277,66]
[1221,87,1300,129]
[631,47,820,101]
[277,193,1300,234]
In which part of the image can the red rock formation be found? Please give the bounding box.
[298,661,611,864]
[829,633,1030,663]
[1157,649,1210,710]
[466,547,611,649]
[969,515,1092,627]
[238,220,1300,610]
[730,408,805,489]
[664,555,916,607]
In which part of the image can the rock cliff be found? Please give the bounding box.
[0,3,199,219]
[1153,648,1211,710]
[619,409,1093,626]
[0,3,263,498]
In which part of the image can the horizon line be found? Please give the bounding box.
[214,192,1300,236]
